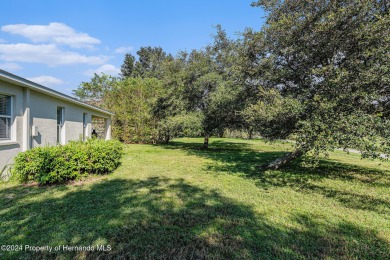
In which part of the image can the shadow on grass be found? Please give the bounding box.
[160,139,390,215]
[0,177,389,259]
[159,140,286,177]
[161,140,389,183]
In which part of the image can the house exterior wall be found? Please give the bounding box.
[29,91,110,147]
[0,81,24,168]
[0,78,112,170]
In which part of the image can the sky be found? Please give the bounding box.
[0,1,265,95]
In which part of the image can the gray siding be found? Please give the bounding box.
[0,79,112,169]
[0,81,23,168]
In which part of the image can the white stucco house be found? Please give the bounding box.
[0,69,113,170]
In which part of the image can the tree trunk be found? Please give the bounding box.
[248,128,253,140]
[165,134,170,144]
[258,149,305,170]
[218,129,224,138]
[203,134,209,149]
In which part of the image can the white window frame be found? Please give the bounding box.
[0,94,13,141]
[57,106,65,144]
[83,113,88,141]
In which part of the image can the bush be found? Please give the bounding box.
[13,139,123,184]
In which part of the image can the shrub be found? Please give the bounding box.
[13,139,123,184]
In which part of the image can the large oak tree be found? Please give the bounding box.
[246,0,389,169]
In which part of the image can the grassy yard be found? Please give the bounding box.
[0,138,389,259]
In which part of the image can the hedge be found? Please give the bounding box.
[13,139,123,184]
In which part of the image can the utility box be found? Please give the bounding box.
[32,125,38,137]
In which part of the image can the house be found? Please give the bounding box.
[0,69,113,169]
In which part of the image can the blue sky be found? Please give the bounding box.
[0,1,265,95]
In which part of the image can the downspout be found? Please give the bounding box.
[105,116,112,140]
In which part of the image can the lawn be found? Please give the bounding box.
[0,138,389,259]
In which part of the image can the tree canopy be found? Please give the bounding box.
[246,0,389,168]
[74,0,389,168]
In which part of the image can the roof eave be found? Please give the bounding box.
[0,69,114,116]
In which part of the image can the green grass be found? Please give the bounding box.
[0,138,389,259]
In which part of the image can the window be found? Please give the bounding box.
[57,107,64,144]
[83,113,87,141]
[0,94,12,140]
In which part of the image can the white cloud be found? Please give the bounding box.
[0,39,6,43]
[27,75,64,86]
[115,46,134,54]
[1,22,100,48]
[84,64,120,77]
[0,62,22,71]
[0,43,108,66]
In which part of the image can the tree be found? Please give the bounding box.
[106,77,163,143]
[134,46,173,79]
[73,73,117,108]
[151,51,202,143]
[120,53,136,78]
[151,44,243,147]
[247,0,390,169]
[178,28,247,148]
[210,25,258,139]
